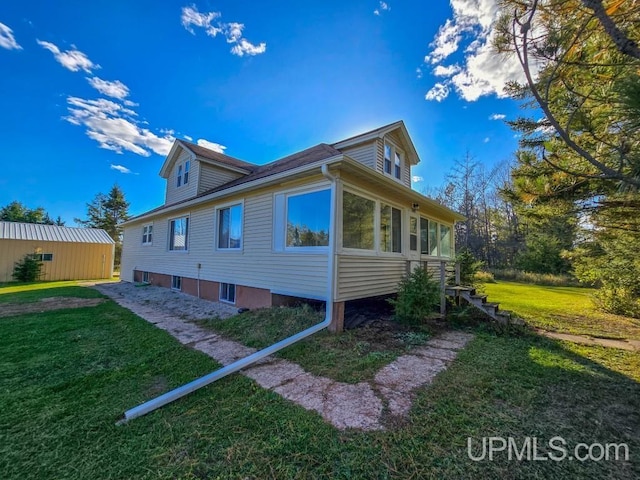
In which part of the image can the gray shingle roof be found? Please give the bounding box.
[0,222,115,244]
[179,140,257,172]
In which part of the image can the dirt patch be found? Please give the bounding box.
[0,297,106,318]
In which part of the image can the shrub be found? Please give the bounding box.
[388,267,441,325]
[473,270,496,283]
[490,269,579,287]
[13,254,43,282]
[455,248,484,286]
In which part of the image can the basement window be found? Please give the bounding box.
[220,283,236,304]
[142,271,149,283]
[171,275,182,291]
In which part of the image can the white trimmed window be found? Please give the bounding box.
[343,191,375,250]
[169,216,189,251]
[142,224,153,245]
[380,203,402,253]
[286,189,330,248]
[142,271,150,283]
[183,160,190,185]
[384,142,403,180]
[220,283,236,303]
[217,204,243,249]
[420,218,452,257]
[409,217,418,251]
[440,224,452,257]
[176,160,190,187]
[171,275,182,290]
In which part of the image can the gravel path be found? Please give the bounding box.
[94,281,474,430]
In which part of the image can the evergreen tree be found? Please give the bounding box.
[0,201,61,225]
[76,184,130,267]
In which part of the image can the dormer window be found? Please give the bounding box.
[176,161,190,187]
[384,142,402,181]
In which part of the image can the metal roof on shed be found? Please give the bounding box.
[0,222,115,244]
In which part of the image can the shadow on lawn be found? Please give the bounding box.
[400,328,640,478]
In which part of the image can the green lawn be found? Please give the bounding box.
[483,281,640,340]
[1,282,639,479]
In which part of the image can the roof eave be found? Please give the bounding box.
[123,154,347,225]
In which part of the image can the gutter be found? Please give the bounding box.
[116,163,338,424]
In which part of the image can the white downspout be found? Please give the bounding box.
[116,164,338,424]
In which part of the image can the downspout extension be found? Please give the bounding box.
[116,163,338,425]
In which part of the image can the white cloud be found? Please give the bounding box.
[197,139,226,153]
[181,5,266,57]
[489,113,506,120]
[37,40,98,73]
[411,175,424,183]
[110,164,132,174]
[433,64,460,77]
[183,135,193,141]
[65,96,174,157]
[181,6,221,35]
[423,0,528,102]
[87,77,130,100]
[230,39,266,57]
[416,67,423,79]
[483,137,490,143]
[0,22,21,50]
[374,1,390,15]
[424,19,462,64]
[425,82,450,102]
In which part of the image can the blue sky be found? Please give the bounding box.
[0,1,525,223]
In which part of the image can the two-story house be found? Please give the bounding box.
[120,121,464,330]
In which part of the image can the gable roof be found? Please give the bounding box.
[179,140,257,172]
[331,120,420,166]
[0,222,115,244]
[159,140,256,178]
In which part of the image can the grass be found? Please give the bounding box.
[1,281,639,479]
[199,305,430,383]
[482,280,640,340]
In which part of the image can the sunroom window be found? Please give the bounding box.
[343,191,375,250]
[440,224,452,257]
[286,189,330,247]
[380,203,402,253]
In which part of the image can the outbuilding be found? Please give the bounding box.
[0,221,115,282]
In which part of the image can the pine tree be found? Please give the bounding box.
[76,184,130,267]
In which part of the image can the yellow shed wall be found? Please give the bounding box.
[0,239,114,282]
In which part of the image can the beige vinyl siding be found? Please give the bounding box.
[336,255,406,301]
[121,184,330,299]
[386,130,404,146]
[402,159,411,187]
[198,164,244,194]
[375,138,384,173]
[341,141,376,169]
[0,240,114,282]
[164,150,199,205]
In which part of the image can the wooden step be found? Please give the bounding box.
[469,294,487,303]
